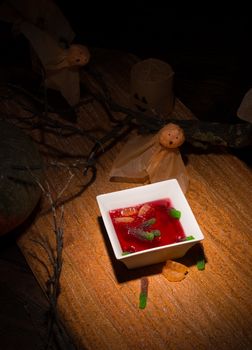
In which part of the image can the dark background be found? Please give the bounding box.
[1,2,251,121]
[37,2,252,121]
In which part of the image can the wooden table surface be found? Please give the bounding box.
[9,49,252,349]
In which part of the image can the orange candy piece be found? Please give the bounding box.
[114,217,135,223]
[120,207,138,217]
[138,204,152,217]
[163,260,188,282]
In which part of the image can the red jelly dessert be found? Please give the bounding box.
[109,198,186,253]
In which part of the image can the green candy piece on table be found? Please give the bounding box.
[139,277,148,309]
[197,258,205,270]
[139,292,147,309]
[169,208,181,219]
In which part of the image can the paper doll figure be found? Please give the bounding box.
[130,58,174,117]
[0,0,90,106]
[19,21,90,106]
[109,123,189,193]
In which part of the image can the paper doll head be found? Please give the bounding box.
[158,123,185,149]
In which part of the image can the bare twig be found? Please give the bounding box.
[55,169,74,202]
[29,171,77,349]
[30,238,55,267]
[85,68,252,149]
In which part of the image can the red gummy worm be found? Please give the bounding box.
[141,276,149,295]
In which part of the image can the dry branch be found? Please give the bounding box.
[30,172,77,350]
[86,66,252,149]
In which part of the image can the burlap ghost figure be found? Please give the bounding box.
[109,123,189,193]
[0,0,90,106]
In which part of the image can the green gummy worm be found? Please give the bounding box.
[197,258,205,270]
[169,208,181,219]
[139,292,147,309]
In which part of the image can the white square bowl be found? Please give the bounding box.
[96,179,204,269]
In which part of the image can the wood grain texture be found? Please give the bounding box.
[4,49,251,350]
